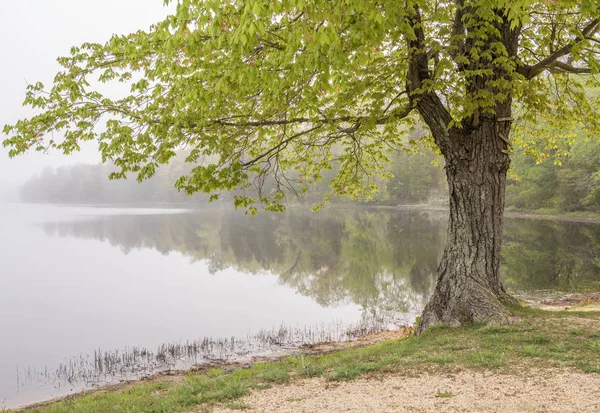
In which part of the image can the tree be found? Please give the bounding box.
[3,0,600,332]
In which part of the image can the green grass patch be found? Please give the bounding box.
[522,335,551,345]
[223,401,252,410]
[464,351,506,368]
[253,363,291,383]
[330,362,377,381]
[578,362,600,374]
[297,363,325,378]
[13,307,600,413]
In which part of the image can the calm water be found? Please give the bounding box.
[1,204,599,408]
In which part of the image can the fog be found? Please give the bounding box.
[0,0,174,185]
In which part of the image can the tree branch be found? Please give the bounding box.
[518,17,600,79]
[240,125,323,168]
[550,61,592,74]
[406,6,453,155]
[448,0,466,65]
[238,101,414,169]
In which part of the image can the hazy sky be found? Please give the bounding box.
[0,0,175,184]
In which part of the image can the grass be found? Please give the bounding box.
[222,402,251,410]
[12,306,600,413]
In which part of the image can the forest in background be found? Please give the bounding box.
[19,132,600,214]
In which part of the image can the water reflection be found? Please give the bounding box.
[42,209,600,309]
[502,218,600,292]
[42,209,447,317]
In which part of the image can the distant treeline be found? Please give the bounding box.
[507,135,600,213]
[20,162,209,205]
[19,133,600,213]
[20,148,446,206]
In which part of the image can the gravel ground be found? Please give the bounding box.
[209,369,600,413]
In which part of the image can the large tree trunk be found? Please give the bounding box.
[417,120,516,333]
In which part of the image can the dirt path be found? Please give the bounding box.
[210,369,600,413]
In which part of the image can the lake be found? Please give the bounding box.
[1,203,599,408]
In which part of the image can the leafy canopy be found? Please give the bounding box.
[3,0,600,211]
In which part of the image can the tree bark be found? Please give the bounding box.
[417,119,516,334]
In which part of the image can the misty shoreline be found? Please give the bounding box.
[6,201,600,225]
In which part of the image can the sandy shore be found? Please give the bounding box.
[209,369,600,413]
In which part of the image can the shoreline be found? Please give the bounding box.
[10,305,600,413]
[8,201,600,225]
[10,291,600,412]
[340,203,600,225]
[10,330,411,412]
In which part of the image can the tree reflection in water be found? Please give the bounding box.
[42,208,600,317]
